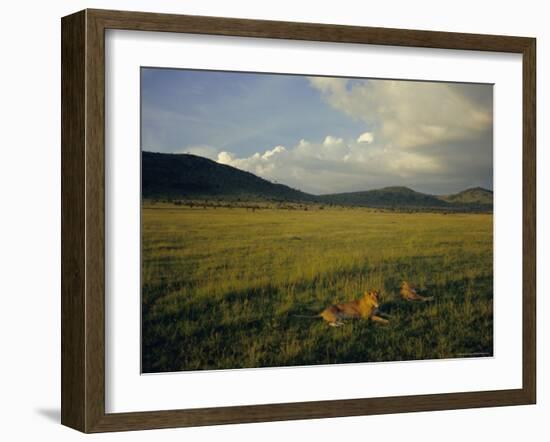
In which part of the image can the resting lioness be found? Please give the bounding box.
[319,290,389,327]
[400,281,433,302]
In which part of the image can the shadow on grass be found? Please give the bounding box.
[142,264,493,373]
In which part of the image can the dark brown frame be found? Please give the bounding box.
[61,8,536,433]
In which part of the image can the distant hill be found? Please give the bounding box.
[318,186,448,208]
[438,187,493,205]
[142,151,312,202]
[142,151,492,212]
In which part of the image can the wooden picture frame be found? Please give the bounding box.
[61,8,536,433]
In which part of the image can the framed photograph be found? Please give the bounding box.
[61,9,536,433]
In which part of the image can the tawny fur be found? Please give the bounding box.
[400,281,433,302]
[319,290,389,327]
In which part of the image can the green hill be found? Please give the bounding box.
[319,186,448,208]
[142,151,312,202]
[438,187,493,205]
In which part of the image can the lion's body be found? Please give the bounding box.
[400,281,433,302]
[319,291,389,327]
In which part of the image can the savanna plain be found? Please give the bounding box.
[142,203,493,373]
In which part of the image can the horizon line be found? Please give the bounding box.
[141,150,494,197]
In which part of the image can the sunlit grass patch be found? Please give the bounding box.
[141,205,493,373]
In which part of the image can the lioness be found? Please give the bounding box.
[400,281,433,302]
[319,290,389,327]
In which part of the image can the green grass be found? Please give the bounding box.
[141,204,493,373]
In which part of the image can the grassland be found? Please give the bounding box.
[142,203,493,373]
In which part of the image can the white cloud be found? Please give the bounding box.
[210,78,492,195]
[262,145,286,160]
[215,133,448,194]
[218,147,284,178]
[309,78,492,150]
[357,132,374,144]
[217,151,234,164]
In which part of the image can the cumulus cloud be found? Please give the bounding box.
[216,133,447,194]
[214,78,492,195]
[217,151,235,164]
[357,132,374,144]
[218,146,285,179]
[261,145,287,159]
[308,77,492,151]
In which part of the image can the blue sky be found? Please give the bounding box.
[141,69,366,157]
[141,68,493,195]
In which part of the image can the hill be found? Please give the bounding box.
[318,186,448,209]
[142,151,312,202]
[142,151,492,212]
[438,187,493,205]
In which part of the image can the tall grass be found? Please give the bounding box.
[142,204,493,372]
